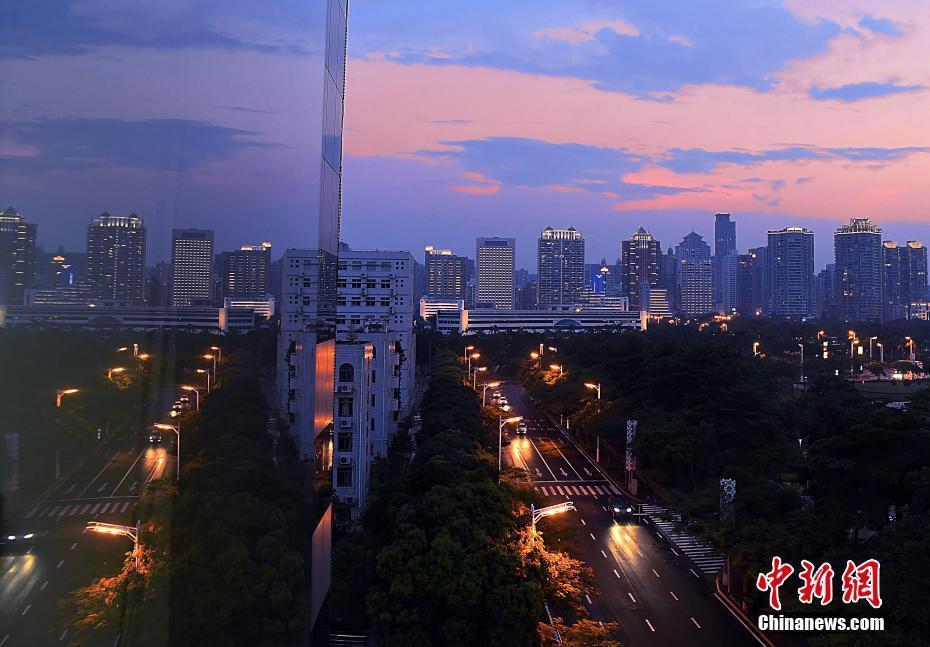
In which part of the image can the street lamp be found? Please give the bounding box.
[86,521,141,568]
[196,368,211,393]
[753,341,761,357]
[482,381,501,405]
[798,343,805,384]
[584,382,601,400]
[463,345,475,362]
[116,346,129,353]
[549,364,563,376]
[498,416,523,481]
[467,352,480,376]
[108,366,126,380]
[850,337,859,375]
[180,385,200,410]
[869,336,878,360]
[547,346,558,353]
[905,336,916,363]
[472,366,487,389]
[154,422,181,483]
[210,346,222,364]
[877,342,884,367]
[204,353,217,375]
[55,388,79,479]
[530,501,576,546]
[137,353,151,361]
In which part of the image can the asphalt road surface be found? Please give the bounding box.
[500,382,757,647]
[1,386,178,646]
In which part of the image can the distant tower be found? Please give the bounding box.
[834,218,883,322]
[713,213,737,313]
[621,227,661,310]
[883,240,928,320]
[222,242,272,298]
[424,246,467,300]
[86,213,146,303]
[537,226,585,307]
[676,232,713,318]
[475,237,515,309]
[766,227,815,320]
[0,207,38,305]
[170,229,214,307]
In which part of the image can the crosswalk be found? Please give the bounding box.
[534,483,620,498]
[640,504,725,577]
[23,500,136,520]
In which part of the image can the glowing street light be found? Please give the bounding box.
[204,353,217,375]
[877,342,884,369]
[55,387,79,408]
[798,343,805,384]
[549,364,563,376]
[54,388,79,479]
[530,501,576,546]
[482,381,501,405]
[463,345,475,362]
[498,416,523,481]
[547,346,558,353]
[868,336,878,360]
[108,366,126,380]
[180,385,200,410]
[210,346,222,364]
[86,521,141,568]
[467,352,480,375]
[753,341,761,357]
[472,366,487,389]
[154,422,181,483]
[905,336,916,363]
[116,346,129,353]
[584,382,601,400]
[137,353,151,361]
[196,368,211,392]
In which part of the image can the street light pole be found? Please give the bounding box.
[180,385,200,410]
[482,381,501,405]
[798,343,805,384]
[869,336,878,360]
[196,368,211,393]
[55,388,79,479]
[498,416,522,482]
[86,520,141,569]
[154,421,181,483]
[472,366,487,389]
[530,501,576,546]
[584,382,601,399]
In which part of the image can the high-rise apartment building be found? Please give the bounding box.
[767,227,815,320]
[537,226,585,307]
[424,246,467,299]
[475,237,515,309]
[86,213,146,304]
[334,249,416,520]
[170,229,214,307]
[275,0,348,634]
[621,227,661,310]
[659,248,678,313]
[736,247,766,317]
[221,242,272,299]
[815,264,836,319]
[883,241,929,320]
[834,218,883,322]
[676,232,713,318]
[713,212,737,311]
[0,207,37,305]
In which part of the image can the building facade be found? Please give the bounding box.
[475,237,515,309]
[713,212,737,312]
[537,226,585,308]
[170,228,214,307]
[834,218,883,322]
[883,241,928,320]
[0,207,37,305]
[676,232,713,318]
[424,246,467,300]
[621,227,661,311]
[221,242,272,299]
[86,213,146,304]
[736,248,766,317]
[767,227,815,320]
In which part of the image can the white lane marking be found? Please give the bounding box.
[559,468,569,477]
[600,550,608,559]
[59,629,69,641]
[671,548,679,556]
[70,542,78,550]
[555,486,565,496]
[41,580,49,591]
[57,560,65,568]
[78,452,123,498]
[25,506,39,519]
[122,502,131,512]
[645,619,656,632]
[545,439,584,480]
[585,594,592,605]
[65,484,75,494]
[21,604,31,616]
[0,635,7,647]
[691,617,702,629]
[129,480,138,491]
[627,592,636,602]
[91,503,101,514]
[613,570,621,579]
[99,503,111,514]
[565,495,570,501]
[113,635,120,647]
[593,485,605,495]
[540,486,549,496]
[690,568,701,579]
[526,436,559,480]
[590,533,596,541]
[670,591,679,601]
[638,550,644,558]
[652,568,660,578]
[80,504,92,514]
[583,467,593,477]
[48,506,61,517]
[96,482,109,493]
[580,518,586,526]
[110,447,147,496]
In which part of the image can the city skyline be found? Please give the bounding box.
[3,2,930,268]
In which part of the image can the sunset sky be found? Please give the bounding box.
[2,0,929,268]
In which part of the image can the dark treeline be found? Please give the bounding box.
[468,326,929,646]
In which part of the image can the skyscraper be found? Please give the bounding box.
[736,247,766,317]
[834,218,883,322]
[537,226,585,307]
[221,242,272,299]
[676,232,713,318]
[170,229,214,307]
[713,213,737,313]
[274,0,348,633]
[883,241,929,320]
[815,264,836,320]
[86,213,146,304]
[475,237,515,309]
[658,247,678,313]
[621,226,661,310]
[767,227,815,320]
[424,246,467,299]
[0,207,37,305]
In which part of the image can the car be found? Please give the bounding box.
[610,494,635,521]
[516,422,528,435]
[498,397,508,406]
[148,431,161,444]
[2,532,36,551]
[491,391,501,399]
[178,396,190,404]
[501,404,511,412]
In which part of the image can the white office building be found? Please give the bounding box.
[475,237,515,309]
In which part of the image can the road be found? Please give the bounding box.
[500,382,756,647]
[0,386,178,646]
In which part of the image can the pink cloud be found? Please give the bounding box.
[452,171,500,195]
[532,19,639,45]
